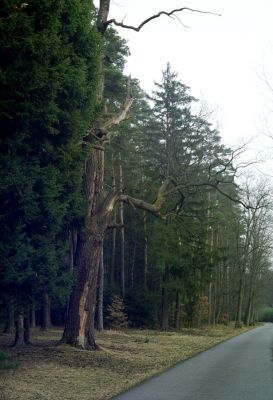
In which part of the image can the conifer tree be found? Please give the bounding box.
[0,0,99,343]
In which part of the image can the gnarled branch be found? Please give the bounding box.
[86,77,133,143]
[120,178,172,217]
[104,7,220,32]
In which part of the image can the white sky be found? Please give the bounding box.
[95,0,273,175]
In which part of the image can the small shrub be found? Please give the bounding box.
[218,313,229,325]
[107,296,128,329]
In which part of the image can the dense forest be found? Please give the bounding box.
[1,0,273,351]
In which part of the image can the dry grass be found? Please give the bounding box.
[0,324,253,400]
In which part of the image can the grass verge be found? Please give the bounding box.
[0,324,254,400]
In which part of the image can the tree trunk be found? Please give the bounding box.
[3,302,14,334]
[31,305,36,329]
[13,314,25,346]
[24,314,31,344]
[97,245,104,332]
[161,287,169,330]
[41,289,51,330]
[69,228,78,273]
[235,270,245,328]
[143,211,148,290]
[131,242,136,288]
[63,230,102,348]
[208,281,212,324]
[62,145,120,349]
[245,290,254,326]
[175,292,181,330]
[118,153,125,296]
[110,153,117,285]
[110,211,117,284]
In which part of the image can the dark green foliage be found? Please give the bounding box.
[0,0,99,316]
[260,307,273,322]
[125,287,160,328]
[102,63,244,329]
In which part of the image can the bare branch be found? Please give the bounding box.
[102,77,133,135]
[104,7,221,32]
[85,77,133,143]
[120,178,172,216]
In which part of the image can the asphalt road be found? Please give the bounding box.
[112,323,273,400]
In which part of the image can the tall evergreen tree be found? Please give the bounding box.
[0,0,99,343]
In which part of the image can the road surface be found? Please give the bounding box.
[112,323,273,400]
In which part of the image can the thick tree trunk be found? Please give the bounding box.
[62,223,104,348]
[62,146,119,349]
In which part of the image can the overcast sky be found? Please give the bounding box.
[95,0,273,174]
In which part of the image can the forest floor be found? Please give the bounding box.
[0,324,254,400]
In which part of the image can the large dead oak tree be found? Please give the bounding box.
[62,0,221,349]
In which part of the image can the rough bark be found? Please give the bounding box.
[63,146,119,348]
